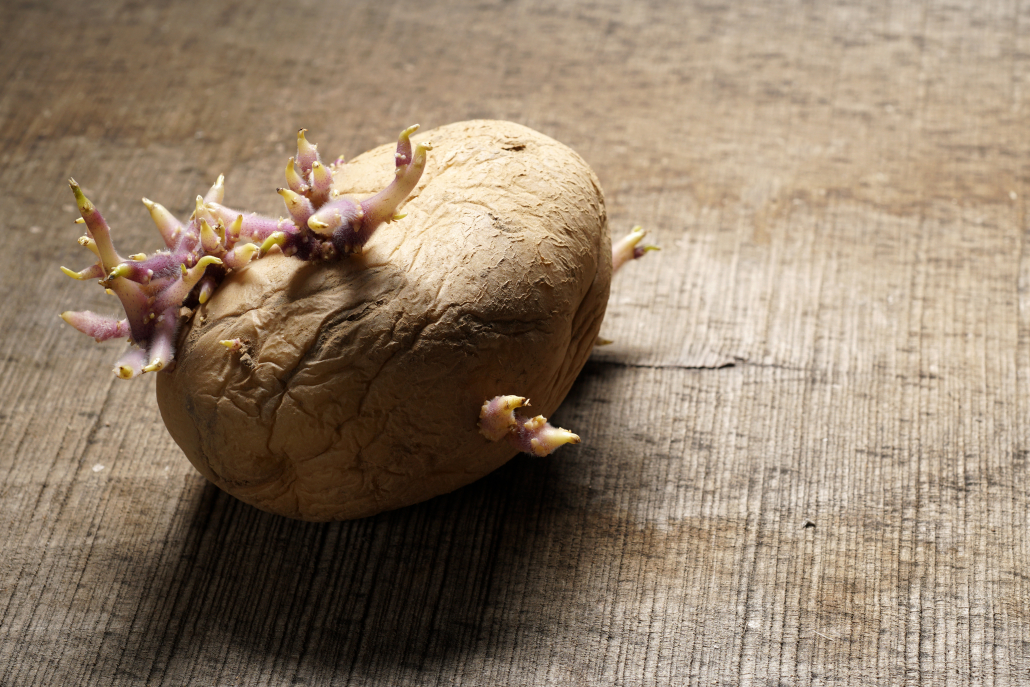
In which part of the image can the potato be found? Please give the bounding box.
[153,121,611,520]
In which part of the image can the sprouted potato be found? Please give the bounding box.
[61,120,654,520]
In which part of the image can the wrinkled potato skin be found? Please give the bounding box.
[156,120,610,520]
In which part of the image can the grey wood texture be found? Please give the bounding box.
[1,0,1028,684]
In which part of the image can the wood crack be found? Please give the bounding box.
[589,357,810,372]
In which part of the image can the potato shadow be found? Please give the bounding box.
[133,436,579,679]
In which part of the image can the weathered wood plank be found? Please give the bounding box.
[1,0,1028,684]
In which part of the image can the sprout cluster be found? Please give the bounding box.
[479,395,581,457]
[61,126,431,379]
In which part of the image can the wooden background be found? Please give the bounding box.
[1,0,1028,684]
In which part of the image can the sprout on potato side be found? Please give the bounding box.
[60,122,656,515]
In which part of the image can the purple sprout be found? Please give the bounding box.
[61,125,432,379]
[478,395,581,457]
[611,225,658,273]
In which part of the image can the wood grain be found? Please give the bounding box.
[1,0,1028,684]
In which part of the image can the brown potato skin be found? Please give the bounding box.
[156,120,611,520]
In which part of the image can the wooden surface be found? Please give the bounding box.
[1,0,1028,684]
